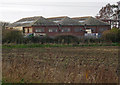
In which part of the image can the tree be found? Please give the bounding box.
[96,3,118,20]
[0,21,10,29]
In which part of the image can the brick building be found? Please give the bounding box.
[7,16,110,38]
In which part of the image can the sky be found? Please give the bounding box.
[0,0,119,23]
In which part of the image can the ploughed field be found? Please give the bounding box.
[2,46,119,83]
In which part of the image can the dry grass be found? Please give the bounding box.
[2,46,118,83]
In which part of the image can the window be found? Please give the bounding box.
[79,20,85,23]
[35,28,44,32]
[74,28,82,32]
[16,21,34,24]
[86,28,92,33]
[53,21,60,23]
[25,29,28,33]
[86,28,96,33]
[99,28,106,32]
[48,28,58,32]
[29,28,32,33]
[61,28,70,32]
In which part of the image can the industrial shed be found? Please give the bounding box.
[7,16,110,38]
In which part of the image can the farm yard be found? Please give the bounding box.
[2,46,119,83]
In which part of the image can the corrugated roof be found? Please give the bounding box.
[47,16,68,22]
[9,16,110,27]
[59,17,82,25]
[72,16,92,20]
[48,16,82,25]
[32,17,57,26]
[84,17,110,25]
[48,16,67,18]
[72,16,110,26]
[8,16,41,27]
[9,16,57,27]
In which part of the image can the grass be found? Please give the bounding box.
[2,43,120,49]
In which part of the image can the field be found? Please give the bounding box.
[2,46,119,83]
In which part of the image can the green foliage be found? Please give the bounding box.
[3,28,120,44]
[54,35,79,44]
[22,35,79,44]
[2,43,119,49]
[23,36,54,44]
[79,37,102,44]
[19,79,24,83]
[102,28,120,42]
[2,78,25,85]
[2,29,23,44]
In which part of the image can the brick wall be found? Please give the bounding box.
[24,25,110,37]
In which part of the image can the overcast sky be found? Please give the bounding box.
[0,0,119,23]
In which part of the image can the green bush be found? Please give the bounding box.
[4,28,120,44]
[23,37,41,44]
[54,35,79,44]
[102,28,120,42]
[40,36,54,44]
[23,36,54,44]
[2,29,23,44]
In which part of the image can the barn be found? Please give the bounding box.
[7,16,110,38]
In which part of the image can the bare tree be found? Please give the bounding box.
[96,3,118,20]
[0,21,10,29]
[96,3,119,28]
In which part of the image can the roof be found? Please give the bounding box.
[9,16,110,27]
[85,17,110,25]
[47,16,68,23]
[72,16,110,26]
[9,16,57,27]
[33,17,57,26]
[48,16,82,25]
[72,16,92,20]
[47,16,67,20]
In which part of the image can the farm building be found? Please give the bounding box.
[7,16,110,38]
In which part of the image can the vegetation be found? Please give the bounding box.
[2,28,120,46]
[102,28,120,42]
[2,46,118,83]
[0,21,10,29]
[2,28,119,84]
[96,3,118,20]
[2,29,23,44]
[54,35,79,44]
[2,43,119,49]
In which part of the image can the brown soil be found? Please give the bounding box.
[2,46,119,83]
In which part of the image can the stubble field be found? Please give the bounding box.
[2,46,119,83]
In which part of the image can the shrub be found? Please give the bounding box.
[2,29,23,44]
[25,37,41,43]
[23,36,54,44]
[102,28,120,42]
[54,35,79,44]
[40,37,54,44]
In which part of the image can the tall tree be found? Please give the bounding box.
[96,3,118,20]
[0,21,10,29]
